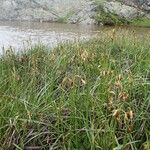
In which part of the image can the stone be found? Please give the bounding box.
[103,1,144,19]
[68,1,96,24]
[0,0,149,25]
[142,1,150,11]
[0,0,96,25]
[122,0,150,12]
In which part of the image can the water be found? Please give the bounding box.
[0,21,149,53]
[0,21,97,53]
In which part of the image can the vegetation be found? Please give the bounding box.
[94,1,131,26]
[0,30,150,149]
[94,0,150,27]
[132,18,150,27]
[95,10,131,26]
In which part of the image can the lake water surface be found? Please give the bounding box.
[0,21,149,53]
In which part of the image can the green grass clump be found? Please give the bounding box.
[95,11,131,26]
[132,18,150,27]
[94,0,131,26]
[0,31,150,149]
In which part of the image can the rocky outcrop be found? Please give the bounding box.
[122,0,150,12]
[103,1,144,19]
[0,0,96,24]
[0,0,149,25]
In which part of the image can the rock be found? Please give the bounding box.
[0,0,96,25]
[122,0,150,12]
[0,0,148,25]
[141,1,150,12]
[103,1,144,19]
[68,1,96,24]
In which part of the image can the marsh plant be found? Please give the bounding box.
[0,30,150,149]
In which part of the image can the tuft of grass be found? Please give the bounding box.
[0,30,150,149]
[95,11,131,26]
[132,18,150,27]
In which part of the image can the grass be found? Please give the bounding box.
[132,18,150,27]
[0,30,150,149]
[95,11,131,26]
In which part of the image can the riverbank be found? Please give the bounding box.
[132,18,150,27]
[0,30,149,149]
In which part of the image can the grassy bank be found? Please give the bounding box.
[0,31,150,149]
[132,18,150,27]
[95,9,150,27]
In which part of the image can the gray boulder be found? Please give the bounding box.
[103,1,144,19]
[122,0,150,12]
[141,1,150,11]
[0,0,96,24]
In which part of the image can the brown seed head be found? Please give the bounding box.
[62,77,73,89]
[117,74,123,81]
[115,81,123,90]
[125,111,134,120]
[119,92,129,101]
[81,50,89,61]
[113,109,120,118]
[127,125,134,133]
[109,91,116,96]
